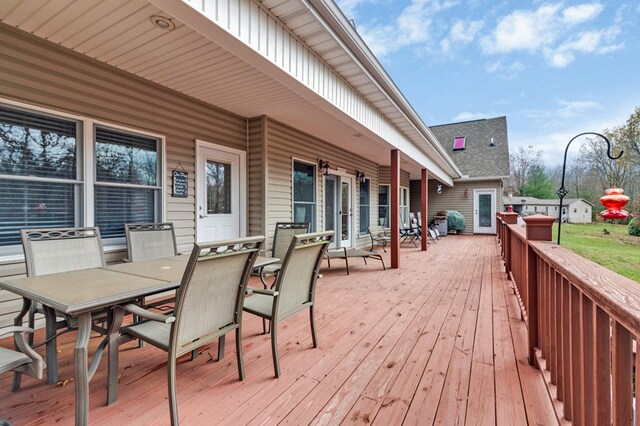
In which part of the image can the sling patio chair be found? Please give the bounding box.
[107,236,264,425]
[324,245,386,275]
[20,227,108,384]
[367,226,391,252]
[258,222,309,288]
[125,223,179,331]
[0,325,43,392]
[243,231,332,377]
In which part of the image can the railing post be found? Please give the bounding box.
[523,215,556,365]
[502,212,518,277]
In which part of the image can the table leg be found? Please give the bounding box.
[74,313,92,426]
[42,306,59,384]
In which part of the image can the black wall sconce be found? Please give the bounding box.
[464,188,469,198]
[319,160,330,176]
[356,170,366,183]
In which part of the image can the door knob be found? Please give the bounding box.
[199,214,207,219]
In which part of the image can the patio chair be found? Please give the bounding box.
[324,246,386,275]
[400,219,418,247]
[125,223,179,339]
[367,226,391,252]
[0,326,43,392]
[107,236,264,425]
[20,227,106,384]
[243,231,333,377]
[258,222,309,288]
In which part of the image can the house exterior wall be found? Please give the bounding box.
[568,200,592,223]
[250,116,379,252]
[0,26,248,327]
[427,180,503,234]
[378,166,411,188]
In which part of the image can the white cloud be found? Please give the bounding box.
[562,3,604,25]
[335,0,375,19]
[454,111,489,121]
[556,100,602,117]
[481,2,619,67]
[356,0,457,57]
[440,19,484,54]
[485,60,525,79]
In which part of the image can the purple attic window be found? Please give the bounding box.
[453,136,466,150]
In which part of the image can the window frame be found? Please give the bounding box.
[0,98,166,258]
[400,186,410,226]
[358,178,371,236]
[453,136,466,151]
[291,158,317,232]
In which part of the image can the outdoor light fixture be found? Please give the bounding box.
[319,160,330,176]
[356,170,366,183]
[150,15,175,30]
[464,188,469,198]
[437,184,442,194]
[556,132,623,244]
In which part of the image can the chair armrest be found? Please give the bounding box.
[0,326,35,339]
[119,303,175,324]
[246,288,279,297]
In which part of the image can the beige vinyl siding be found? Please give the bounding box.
[0,25,247,327]
[248,117,266,238]
[409,180,422,213]
[427,180,503,234]
[378,166,410,188]
[260,117,378,252]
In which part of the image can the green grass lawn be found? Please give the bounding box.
[552,223,640,283]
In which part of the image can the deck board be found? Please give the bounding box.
[0,236,558,425]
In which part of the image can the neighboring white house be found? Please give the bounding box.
[503,196,593,223]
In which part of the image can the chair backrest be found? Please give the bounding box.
[273,231,333,317]
[21,227,105,277]
[271,222,309,259]
[170,236,264,355]
[125,223,177,261]
[417,212,422,227]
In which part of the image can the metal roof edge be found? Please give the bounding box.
[304,0,462,178]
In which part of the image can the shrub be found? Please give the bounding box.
[629,217,640,237]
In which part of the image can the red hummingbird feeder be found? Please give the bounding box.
[599,186,630,220]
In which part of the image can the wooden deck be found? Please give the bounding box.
[0,235,558,425]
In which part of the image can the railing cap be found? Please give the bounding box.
[502,212,519,225]
[523,215,555,241]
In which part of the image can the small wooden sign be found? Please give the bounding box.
[172,170,188,198]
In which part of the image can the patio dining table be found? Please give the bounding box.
[0,254,278,426]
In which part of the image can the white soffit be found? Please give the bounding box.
[0,0,454,183]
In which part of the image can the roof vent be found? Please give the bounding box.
[489,137,496,147]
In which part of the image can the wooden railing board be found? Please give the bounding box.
[570,284,583,426]
[612,321,633,426]
[594,306,611,425]
[562,277,572,421]
[580,295,594,426]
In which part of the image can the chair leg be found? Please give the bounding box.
[262,318,267,335]
[12,371,22,392]
[168,357,179,426]
[217,335,225,361]
[190,348,199,361]
[107,308,125,405]
[310,306,318,348]
[235,328,245,381]
[27,305,36,346]
[270,321,280,378]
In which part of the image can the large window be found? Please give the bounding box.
[359,179,370,234]
[0,102,162,253]
[378,185,389,227]
[94,126,161,239]
[293,160,316,231]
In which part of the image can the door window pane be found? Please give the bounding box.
[378,185,389,227]
[324,177,336,232]
[293,161,316,231]
[478,194,492,227]
[206,160,232,214]
[359,179,370,233]
[341,181,349,241]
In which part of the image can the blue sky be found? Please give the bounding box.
[335,0,640,166]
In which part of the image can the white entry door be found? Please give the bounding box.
[196,142,245,242]
[474,189,496,234]
[324,174,353,248]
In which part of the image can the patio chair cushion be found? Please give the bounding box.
[0,347,31,375]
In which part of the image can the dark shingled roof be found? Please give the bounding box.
[430,116,510,178]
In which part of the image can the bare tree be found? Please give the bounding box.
[509,145,542,195]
